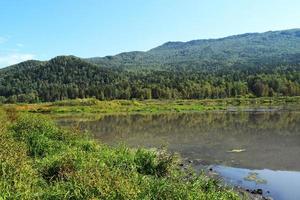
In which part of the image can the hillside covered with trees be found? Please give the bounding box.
[1,29,300,103]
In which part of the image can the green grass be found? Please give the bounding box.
[10,96,300,116]
[0,109,242,200]
[1,97,297,199]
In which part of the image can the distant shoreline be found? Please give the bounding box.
[5,96,300,116]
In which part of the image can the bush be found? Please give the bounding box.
[134,148,177,177]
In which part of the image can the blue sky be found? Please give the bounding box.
[0,0,300,67]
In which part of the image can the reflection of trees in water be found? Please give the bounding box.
[59,111,300,139]
[57,112,300,170]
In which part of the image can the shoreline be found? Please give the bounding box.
[2,98,299,199]
[0,109,241,199]
[180,159,273,200]
[5,96,300,116]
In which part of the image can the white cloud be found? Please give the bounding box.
[0,53,35,68]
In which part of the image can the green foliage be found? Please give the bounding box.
[9,115,70,157]
[0,110,41,199]
[14,97,300,116]
[1,29,300,102]
[134,149,177,177]
[87,29,300,72]
[52,98,99,106]
[0,110,240,199]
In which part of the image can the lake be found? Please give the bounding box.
[57,109,300,200]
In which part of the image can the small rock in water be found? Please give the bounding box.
[251,188,263,195]
[256,189,263,195]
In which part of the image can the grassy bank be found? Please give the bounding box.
[7,96,300,115]
[0,108,242,199]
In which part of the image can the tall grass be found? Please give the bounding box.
[0,110,240,199]
[12,96,300,116]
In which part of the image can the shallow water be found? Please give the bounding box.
[57,109,300,199]
[214,166,300,200]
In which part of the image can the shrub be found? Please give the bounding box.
[134,148,177,177]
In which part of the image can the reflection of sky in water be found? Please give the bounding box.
[214,165,300,200]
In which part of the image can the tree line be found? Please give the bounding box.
[0,56,300,103]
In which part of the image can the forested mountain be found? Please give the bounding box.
[1,29,300,103]
[86,29,300,71]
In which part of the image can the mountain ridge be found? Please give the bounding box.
[1,28,300,103]
[0,28,300,70]
[84,28,300,70]
[2,28,300,71]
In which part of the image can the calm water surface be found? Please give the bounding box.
[57,109,300,200]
